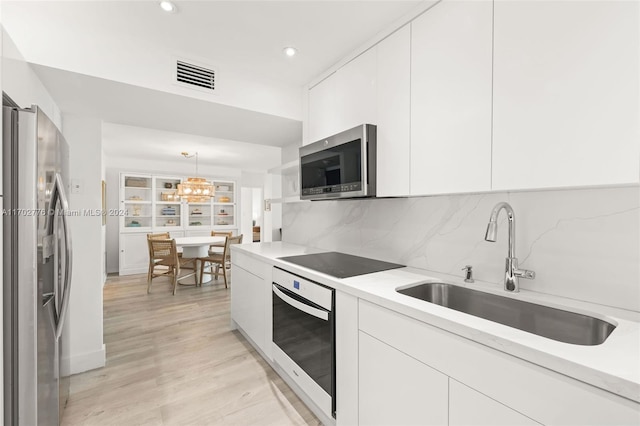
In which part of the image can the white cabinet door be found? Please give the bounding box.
[359,331,448,426]
[492,1,640,190]
[307,48,378,145]
[377,24,411,197]
[410,0,493,195]
[230,265,265,351]
[335,292,359,425]
[449,380,541,426]
[119,233,149,275]
[334,47,378,133]
[308,74,338,144]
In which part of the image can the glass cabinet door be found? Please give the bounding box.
[121,174,152,230]
[154,176,182,229]
[187,203,212,228]
[213,181,235,228]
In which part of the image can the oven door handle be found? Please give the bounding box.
[272,284,329,321]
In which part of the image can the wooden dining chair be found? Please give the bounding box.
[198,234,243,288]
[208,231,233,255]
[147,238,198,295]
[146,233,171,282]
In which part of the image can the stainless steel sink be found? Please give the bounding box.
[397,283,616,345]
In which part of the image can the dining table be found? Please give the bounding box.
[174,236,226,285]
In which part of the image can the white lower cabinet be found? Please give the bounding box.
[230,266,264,350]
[359,331,448,426]
[230,252,271,356]
[119,233,149,275]
[229,254,639,426]
[449,380,540,426]
[358,300,640,426]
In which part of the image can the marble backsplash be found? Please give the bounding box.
[282,186,640,312]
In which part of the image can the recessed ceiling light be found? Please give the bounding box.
[283,47,297,57]
[159,1,177,13]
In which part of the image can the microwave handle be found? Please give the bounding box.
[272,284,329,321]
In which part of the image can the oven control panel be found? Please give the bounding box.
[272,268,333,311]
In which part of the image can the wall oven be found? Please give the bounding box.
[300,124,376,200]
[272,268,335,419]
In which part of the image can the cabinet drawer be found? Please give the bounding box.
[231,250,269,279]
[449,379,540,426]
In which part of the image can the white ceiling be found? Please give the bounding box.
[3,0,422,167]
[102,122,282,172]
[3,1,422,87]
[31,64,302,147]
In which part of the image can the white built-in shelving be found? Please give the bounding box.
[118,172,237,275]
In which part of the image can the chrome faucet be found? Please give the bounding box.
[484,202,535,292]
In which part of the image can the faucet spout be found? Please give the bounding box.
[485,201,516,258]
[484,202,534,292]
[484,220,498,242]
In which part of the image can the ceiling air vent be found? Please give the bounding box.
[176,60,216,92]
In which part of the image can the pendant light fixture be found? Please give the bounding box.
[177,151,214,203]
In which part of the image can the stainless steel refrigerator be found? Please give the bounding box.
[3,96,73,425]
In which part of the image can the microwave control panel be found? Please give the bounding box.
[302,182,362,196]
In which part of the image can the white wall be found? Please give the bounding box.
[101,147,106,284]
[63,115,106,373]
[240,171,267,188]
[283,186,640,312]
[1,27,60,126]
[281,141,300,164]
[239,171,268,242]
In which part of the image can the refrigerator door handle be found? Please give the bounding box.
[51,172,73,340]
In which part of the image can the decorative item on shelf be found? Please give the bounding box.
[128,220,141,227]
[218,196,231,203]
[216,185,229,191]
[129,195,143,201]
[190,221,202,226]
[177,151,214,203]
[217,220,229,225]
[191,208,203,215]
[166,219,176,226]
[164,182,173,189]
[161,191,178,201]
[219,209,227,216]
[133,205,142,216]
[161,206,176,215]
[125,177,148,188]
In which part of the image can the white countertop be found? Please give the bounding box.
[233,241,640,403]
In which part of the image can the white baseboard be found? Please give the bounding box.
[67,344,106,375]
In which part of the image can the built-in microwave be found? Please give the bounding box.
[300,124,376,200]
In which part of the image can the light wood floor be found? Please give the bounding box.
[62,272,320,425]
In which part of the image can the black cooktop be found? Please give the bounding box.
[278,252,404,279]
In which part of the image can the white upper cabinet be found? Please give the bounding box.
[306,0,638,194]
[492,0,640,190]
[410,0,493,195]
[307,74,338,144]
[306,48,377,144]
[334,47,378,133]
[377,24,411,197]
